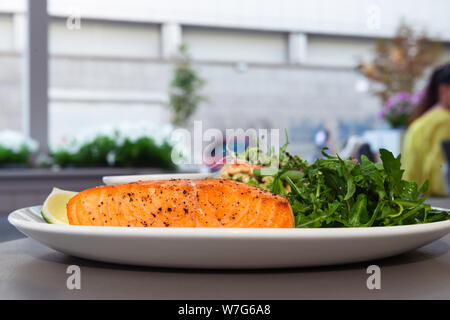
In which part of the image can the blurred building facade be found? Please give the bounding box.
[0,0,449,158]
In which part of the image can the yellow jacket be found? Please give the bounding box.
[402,108,450,196]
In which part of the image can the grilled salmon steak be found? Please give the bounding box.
[67,179,294,228]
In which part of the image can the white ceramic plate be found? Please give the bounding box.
[8,206,450,269]
[103,173,214,185]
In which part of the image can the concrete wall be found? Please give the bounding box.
[0,50,379,159]
[46,56,379,158]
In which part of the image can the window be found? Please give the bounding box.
[184,26,287,64]
[0,14,14,51]
[0,9,25,132]
[49,18,160,58]
[307,35,376,67]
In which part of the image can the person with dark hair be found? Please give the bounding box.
[402,63,450,195]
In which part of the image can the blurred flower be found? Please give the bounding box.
[411,90,425,104]
[53,122,174,151]
[50,122,177,168]
[362,64,378,79]
[378,91,420,128]
[0,130,38,153]
[0,130,38,166]
[389,46,405,65]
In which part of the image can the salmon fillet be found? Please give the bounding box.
[67,179,294,228]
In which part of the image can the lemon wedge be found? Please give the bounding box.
[41,188,78,224]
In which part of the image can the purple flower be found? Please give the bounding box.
[397,92,410,101]
[380,91,422,126]
[411,90,425,105]
[385,92,411,109]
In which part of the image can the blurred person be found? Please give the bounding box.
[339,135,375,163]
[313,129,334,160]
[442,140,450,192]
[402,63,450,196]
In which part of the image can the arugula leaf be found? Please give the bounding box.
[360,155,386,200]
[380,148,404,197]
[349,194,368,226]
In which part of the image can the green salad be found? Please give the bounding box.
[224,141,449,228]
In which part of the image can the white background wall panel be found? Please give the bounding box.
[184,27,287,63]
[0,14,14,51]
[49,18,160,58]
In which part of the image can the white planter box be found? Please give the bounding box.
[362,129,405,157]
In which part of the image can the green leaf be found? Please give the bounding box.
[360,155,386,200]
[348,194,368,226]
[337,156,356,200]
[379,148,404,196]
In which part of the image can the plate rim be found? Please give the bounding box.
[8,205,450,240]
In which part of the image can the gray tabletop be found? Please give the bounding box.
[1,234,449,299]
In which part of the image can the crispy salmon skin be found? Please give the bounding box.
[67,179,294,228]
